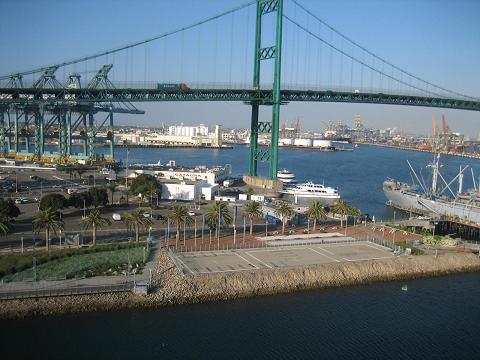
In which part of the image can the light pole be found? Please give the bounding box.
[83,199,86,219]
[125,148,129,204]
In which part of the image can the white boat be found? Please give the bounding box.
[282,181,340,204]
[277,169,296,184]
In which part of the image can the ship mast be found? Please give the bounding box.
[431,153,440,195]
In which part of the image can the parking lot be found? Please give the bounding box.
[173,240,394,274]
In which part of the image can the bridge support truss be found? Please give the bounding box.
[249,0,283,179]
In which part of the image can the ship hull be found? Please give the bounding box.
[282,193,340,206]
[383,183,480,223]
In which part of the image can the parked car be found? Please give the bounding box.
[188,211,196,216]
[112,213,122,221]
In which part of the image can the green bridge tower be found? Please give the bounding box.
[248,0,283,180]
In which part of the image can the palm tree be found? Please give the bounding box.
[331,200,361,227]
[205,201,232,237]
[106,182,117,205]
[247,187,254,200]
[305,201,327,231]
[124,209,153,242]
[0,215,10,236]
[243,201,263,235]
[275,201,294,234]
[33,207,64,251]
[166,205,193,247]
[82,209,111,246]
[146,181,159,205]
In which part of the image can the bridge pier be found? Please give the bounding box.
[248,0,283,180]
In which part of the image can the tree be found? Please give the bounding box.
[247,187,254,200]
[166,205,193,247]
[0,199,20,219]
[275,201,294,234]
[331,200,361,227]
[106,182,117,205]
[39,193,67,211]
[33,207,63,251]
[124,209,153,242]
[68,191,93,209]
[305,201,327,231]
[82,209,111,246]
[88,187,109,207]
[75,164,87,179]
[205,201,232,237]
[129,174,161,203]
[243,201,263,235]
[0,214,11,236]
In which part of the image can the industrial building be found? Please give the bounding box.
[115,124,223,148]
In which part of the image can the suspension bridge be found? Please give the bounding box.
[0,0,479,179]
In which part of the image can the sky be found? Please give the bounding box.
[1,0,479,137]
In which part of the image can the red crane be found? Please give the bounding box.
[441,114,448,150]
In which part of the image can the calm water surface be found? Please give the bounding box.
[1,273,480,359]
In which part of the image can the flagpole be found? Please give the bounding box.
[218,205,221,248]
[202,214,205,244]
[243,216,246,245]
[233,206,236,245]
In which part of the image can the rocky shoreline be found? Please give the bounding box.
[1,251,479,320]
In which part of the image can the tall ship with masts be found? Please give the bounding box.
[383,153,480,223]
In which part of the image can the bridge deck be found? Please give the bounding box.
[1,88,479,111]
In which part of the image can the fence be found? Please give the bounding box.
[169,233,404,254]
[0,282,134,300]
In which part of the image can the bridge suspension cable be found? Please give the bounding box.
[0,0,256,81]
[288,0,478,101]
[283,14,448,99]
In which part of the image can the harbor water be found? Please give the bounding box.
[107,144,480,220]
[2,272,480,359]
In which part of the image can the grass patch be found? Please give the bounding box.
[0,241,148,279]
[1,246,149,282]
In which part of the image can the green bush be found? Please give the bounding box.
[0,241,147,278]
[396,240,424,255]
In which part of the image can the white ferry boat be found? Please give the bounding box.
[282,181,340,204]
[277,169,296,184]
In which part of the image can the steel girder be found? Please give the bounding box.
[0,88,478,111]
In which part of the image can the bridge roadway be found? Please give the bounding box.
[0,88,479,111]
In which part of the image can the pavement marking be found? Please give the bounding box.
[234,252,259,269]
[365,243,391,251]
[197,268,257,274]
[245,251,273,269]
[319,246,336,255]
[174,255,194,274]
[343,255,394,262]
[247,246,312,253]
[309,247,340,262]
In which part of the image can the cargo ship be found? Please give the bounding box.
[383,153,480,223]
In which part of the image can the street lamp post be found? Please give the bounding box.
[125,148,129,205]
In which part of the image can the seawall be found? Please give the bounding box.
[1,251,479,319]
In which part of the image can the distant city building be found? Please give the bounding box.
[114,124,223,147]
